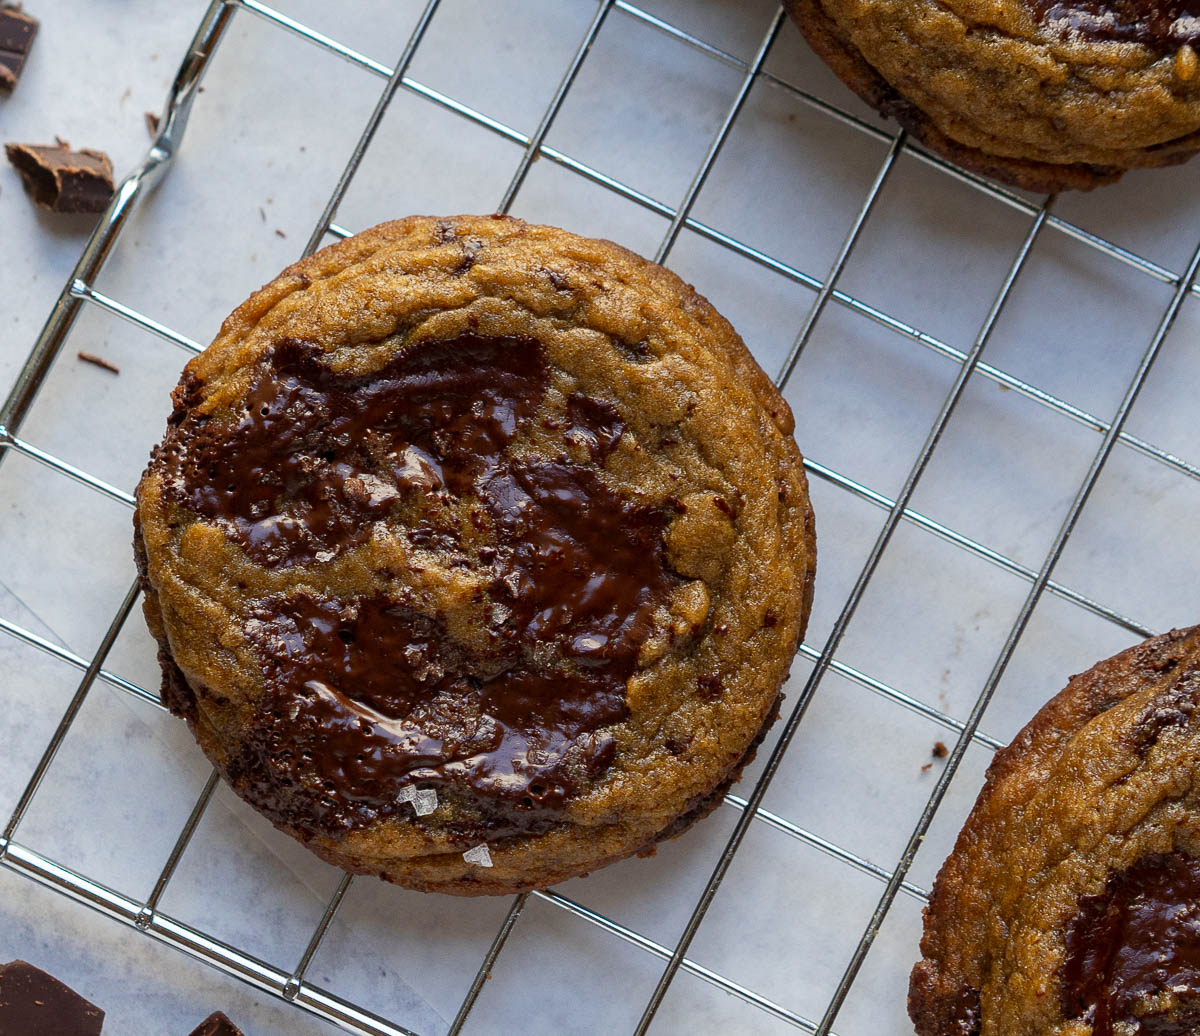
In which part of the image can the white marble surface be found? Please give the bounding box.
[2,1,1200,1034]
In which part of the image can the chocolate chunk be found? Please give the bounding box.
[0,960,104,1036]
[1061,852,1200,1036]
[186,1011,244,1036]
[1028,0,1200,49]
[565,394,625,461]
[1130,666,1200,752]
[0,5,37,92]
[4,142,114,213]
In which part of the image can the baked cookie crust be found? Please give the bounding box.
[134,215,816,896]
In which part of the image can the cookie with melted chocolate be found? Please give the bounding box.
[910,624,1200,1035]
[783,0,1200,191]
[134,214,815,895]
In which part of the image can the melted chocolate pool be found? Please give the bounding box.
[1029,0,1200,48]
[160,334,681,838]
[1061,851,1200,1035]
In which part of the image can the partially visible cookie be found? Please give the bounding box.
[784,0,1200,191]
[910,625,1200,1035]
[135,215,816,896]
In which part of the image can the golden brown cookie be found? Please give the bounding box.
[910,624,1200,1034]
[784,0,1200,192]
[134,214,816,895]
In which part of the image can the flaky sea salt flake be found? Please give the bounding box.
[412,788,438,816]
[396,785,417,805]
[463,844,493,868]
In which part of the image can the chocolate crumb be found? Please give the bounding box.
[5,142,114,213]
[0,960,104,1035]
[77,351,119,374]
[187,1010,245,1036]
[932,741,948,758]
[921,762,933,773]
[258,206,266,222]
[144,111,160,136]
[274,228,286,238]
[0,5,38,93]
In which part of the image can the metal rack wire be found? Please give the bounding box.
[0,1,1197,1033]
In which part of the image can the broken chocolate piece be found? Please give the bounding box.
[186,1011,245,1036]
[0,6,38,93]
[77,351,120,374]
[4,142,114,214]
[0,960,104,1036]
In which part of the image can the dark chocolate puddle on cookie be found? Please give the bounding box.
[163,333,547,565]
[1061,851,1200,1035]
[163,334,681,838]
[1030,0,1200,47]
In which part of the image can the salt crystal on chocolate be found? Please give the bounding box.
[463,844,493,868]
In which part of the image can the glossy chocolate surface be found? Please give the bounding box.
[1030,0,1200,48]
[1061,851,1200,1035]
[163,333,547,565]
[167,334,679,838]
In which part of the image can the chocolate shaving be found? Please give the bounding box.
[5,142,114,213]
[77,351,120,374]
[0,5,38,93]
[187,1010,245,1036]
[144,111,160,136]
[0,960,104,1036]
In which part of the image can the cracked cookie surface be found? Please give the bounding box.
[784,0,1200,191]
[134,214,815,895]
[911,625,1200,1034]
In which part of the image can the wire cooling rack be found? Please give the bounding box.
[2,0,1199,1033]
